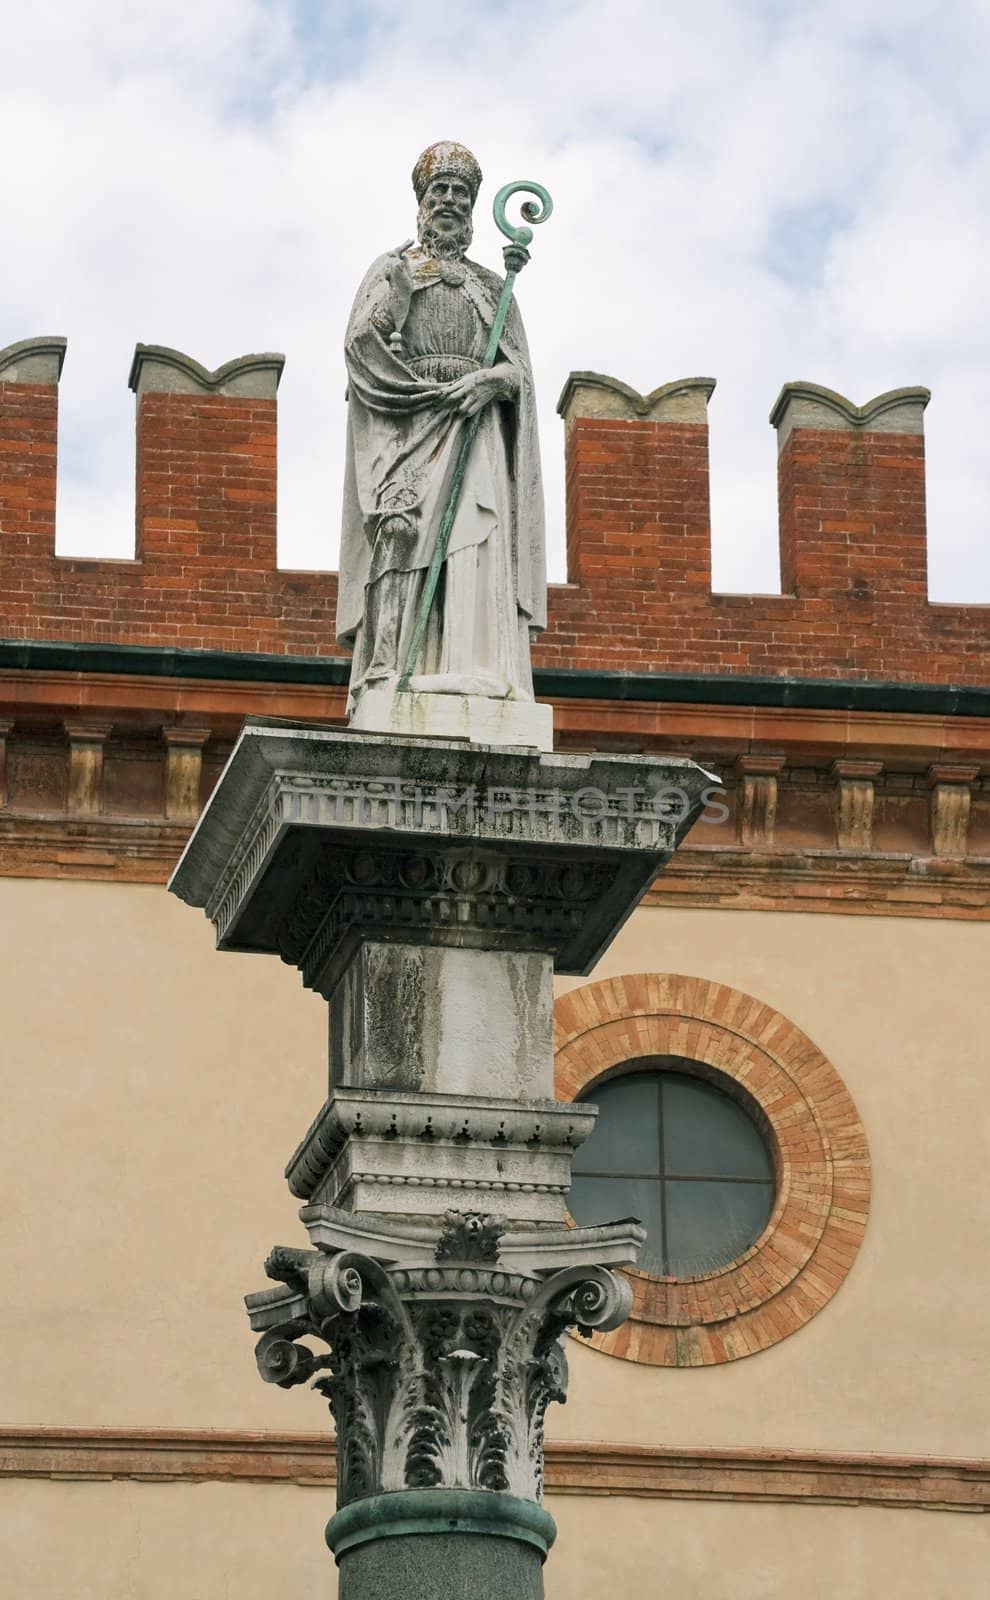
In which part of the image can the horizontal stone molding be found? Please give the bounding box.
[3,821,988,918]
[0,336,67,384]
[286,1089,596,1202]
[127,343,285,398]
[557,371,716,425]
[0,685,986,913]
[769,381,931,446]
[4,645,990,720]
[1,1429,985,1513]
[649,847,990,921]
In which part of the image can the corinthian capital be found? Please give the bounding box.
[245,1211,639,1509]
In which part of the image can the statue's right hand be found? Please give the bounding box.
[381,243,415,343]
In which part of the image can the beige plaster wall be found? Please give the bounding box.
[1,879,988,1459]
[555,905,990,1459]
[1,1481,987,1600]
[1,877,327,1435]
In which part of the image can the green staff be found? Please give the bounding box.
[397,179,553,691]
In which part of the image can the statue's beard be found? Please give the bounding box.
[417,200,473,260]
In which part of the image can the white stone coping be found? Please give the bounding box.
[769,380,930,447]
[556,371,716,427]
[0,336,67,384]
[128,343,285,398]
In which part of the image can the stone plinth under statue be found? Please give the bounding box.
[349,680,554,752]
[170,721,712,1597]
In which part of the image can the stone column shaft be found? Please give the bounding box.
[329,1493,554,1600]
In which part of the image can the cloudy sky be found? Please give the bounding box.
[5,0,989,600]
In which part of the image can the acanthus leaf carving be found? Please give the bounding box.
[246,1212,635,1508]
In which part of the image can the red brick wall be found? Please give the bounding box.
[1,357,987,681]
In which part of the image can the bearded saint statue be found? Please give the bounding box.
[336,141,546,716]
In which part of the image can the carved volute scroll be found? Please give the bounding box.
[246,1213,634,1509]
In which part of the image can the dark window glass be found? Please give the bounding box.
[664,1179,773,1277]
[662,1075,772,1180]
[561,1176,665,1273]
[570,1073,660,1177]
[567,1065,775,1276]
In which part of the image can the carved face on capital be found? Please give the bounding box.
[417,173,474,260]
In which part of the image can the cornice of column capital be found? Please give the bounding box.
[734,753,787,778]
[926,762,980,788]
[162,725,212,749]
[831,758,883,781]
[63,719,115,744]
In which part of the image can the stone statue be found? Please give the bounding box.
[336,141,547,736]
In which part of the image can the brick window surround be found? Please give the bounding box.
[554,974,871,1366]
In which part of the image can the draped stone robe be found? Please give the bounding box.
[336,246,546,707]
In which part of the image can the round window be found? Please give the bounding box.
[568,1065,775,1276]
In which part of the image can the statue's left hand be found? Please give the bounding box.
[442,364,519,418]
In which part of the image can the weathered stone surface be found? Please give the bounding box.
[557,370,715,427]
[286,1090,596,1224]
[770,380,930,446]
[246,1209,641,1508]
[330,942,553,1098]
[299,1208,648,1276]
[0,335,67,384]
[338,141,545,730]
[127,344,284,399]
[351,685,554,751]
[333,1526,546,1600]
[170,719,700,1573]
[168,722,714,980]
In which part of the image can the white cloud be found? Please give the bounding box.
[2,0,988,604]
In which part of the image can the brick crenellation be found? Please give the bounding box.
[1,342,987,684]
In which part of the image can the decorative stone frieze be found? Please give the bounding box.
[246,1209,638,1508]
[286,1089,597,1225]
[171,723,714,979]
[927,764,979,859]
[277,845,616,997]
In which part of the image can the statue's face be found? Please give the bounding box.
[417,173,474,259]
[423,175,473,232]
